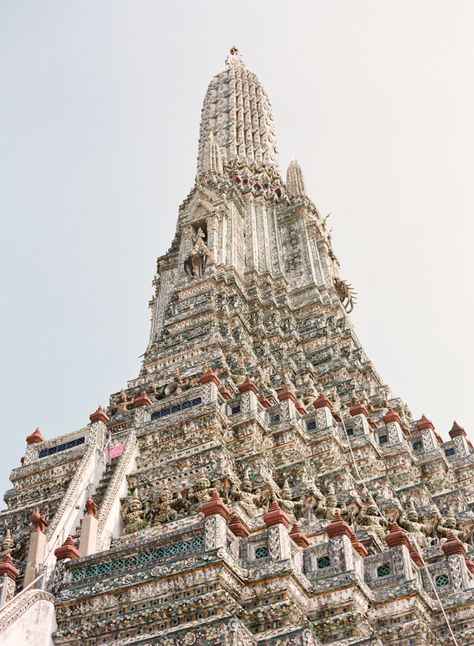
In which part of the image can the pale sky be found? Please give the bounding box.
[1,1,473,499]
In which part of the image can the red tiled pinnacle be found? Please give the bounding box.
[289,523,309,548]
[263,499,290,529]
[385,522,423,567]
[417,414,435,431]
[219,386,233,400]
[0,553,19,581]
[54,536,80,561]
[258,395,272,409]
[313,393,333,410]
[326,510,352,540]
[449,421,466,439]
[89,406,110,424]
[238,377,258,395]
[295,400,308,415]
[133,391,152,408]
[26,427,44,445]
[200,367,221,386]
[201,490,230,520]
[383,409,401,425]
[227,512,250,538]
[441,531,466,558]
[277,385,297,404]
[349,403,369,417]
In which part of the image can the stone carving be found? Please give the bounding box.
[295,482,327,523]
[235,469,260,518]
[277,479,295,517]
[184,228,211,278]
[190,477,213,512]
[121,489,147,534]
[333,276,356,313]
[2,530,14,554]
[354,502,387,543]
[398,500,432,548]
[147,488,178,524]
[436,509,464,544]
[324,484,338,520]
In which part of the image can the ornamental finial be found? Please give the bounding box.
[226,46,244,68]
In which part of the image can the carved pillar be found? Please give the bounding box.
[312,393,334,429]
[202,491,229,551]
[349,403,371,436]
[263,500,291,561]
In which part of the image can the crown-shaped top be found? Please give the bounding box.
[197,48,279,176]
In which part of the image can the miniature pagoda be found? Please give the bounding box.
[0,48,473,646]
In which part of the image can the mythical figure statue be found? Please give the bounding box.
[295,482,328,523]
[324,484,338,520]
[355,502,387,543]
[277,479,296,517]
[184,227,211,278]
[398,500,432,548]
[436,509,464,544]
[147,488,178,524]
[122,489,147,534]
[0,530,15,557]
[235,469,260,518]
[229,354,248,387]
[333,276,356,313]
[190,477,213,511]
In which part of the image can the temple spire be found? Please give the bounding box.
[200,133,223,175]
[286,159,307,196]
[197,48,279,175]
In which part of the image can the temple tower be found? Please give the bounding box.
[0,49,473,646]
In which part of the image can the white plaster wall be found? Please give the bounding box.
[0,599,56,646]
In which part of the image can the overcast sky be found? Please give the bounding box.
[1,1,473,500]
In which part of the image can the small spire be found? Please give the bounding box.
[201,133,223,175]
[286,159,306,196]
[449,420,466,439]
[416,414,434,431]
